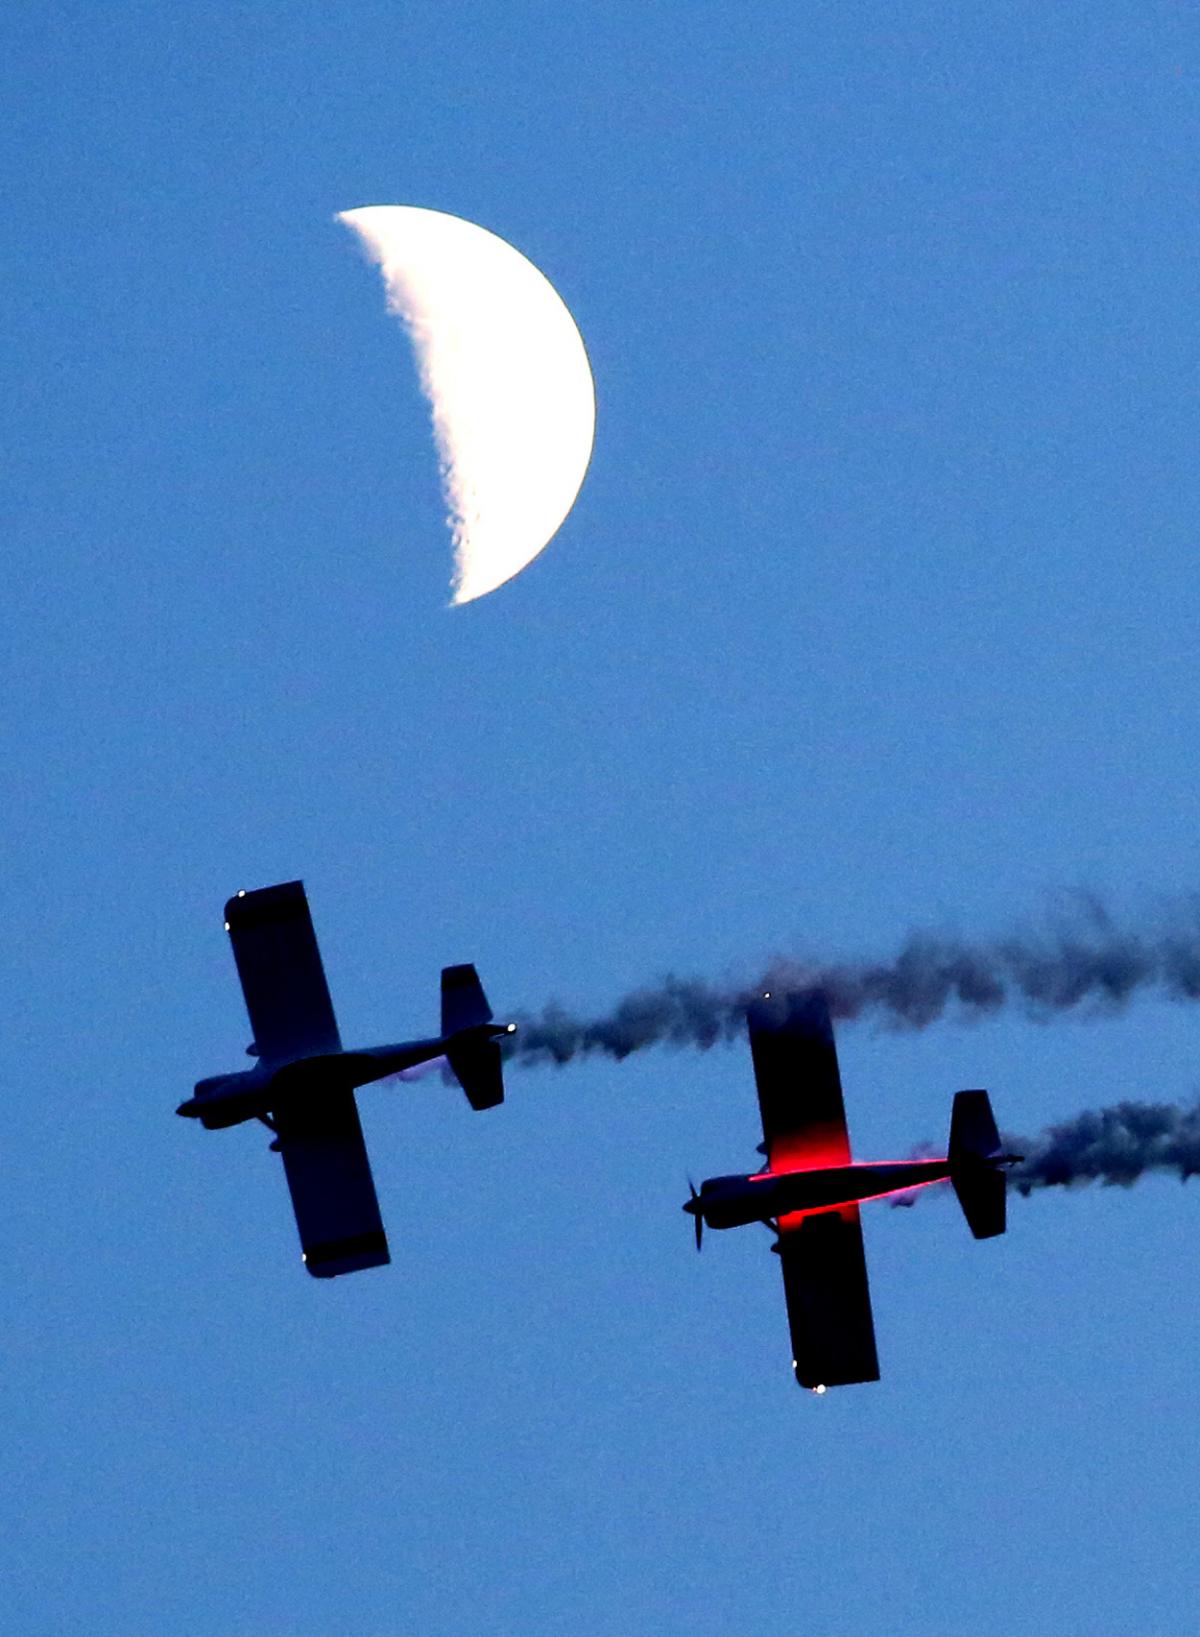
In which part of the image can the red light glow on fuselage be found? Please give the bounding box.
[768,1122,852,1173]
[693,1155,953,1234]
[759,1158,951,1228]
[753,1156,948,1179]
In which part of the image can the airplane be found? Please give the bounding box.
[682,988,1020,1389]
[177,880,514,1278]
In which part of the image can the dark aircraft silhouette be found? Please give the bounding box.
[683,989,1019,1389]
[178,881,513,1277]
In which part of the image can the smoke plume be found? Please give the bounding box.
[1009,1100,1200,1193]
[507,900,1200,1067]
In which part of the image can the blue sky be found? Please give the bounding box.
[3,4,1199,1632]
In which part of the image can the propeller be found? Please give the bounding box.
[683,1177,703,1251]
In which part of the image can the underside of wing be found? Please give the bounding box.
[273,1089,390,1277]
[748,989,851,1172]
[777,1206,880,1388]
[225,881,342,1064]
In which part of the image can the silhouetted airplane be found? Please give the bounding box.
[178,881,513,1277]
[683,989,1019,1389]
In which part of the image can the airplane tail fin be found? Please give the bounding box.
[441,964,505,1111]
[948,1090,1007,1240]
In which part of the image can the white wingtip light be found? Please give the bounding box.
[338,204,596,605]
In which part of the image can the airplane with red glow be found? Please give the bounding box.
[683,989,1020,1389]
[177,881,513,1278]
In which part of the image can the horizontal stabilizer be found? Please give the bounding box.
[949,1089,1006,1239]
[446,1038,505,1111]
[952,1165,1006,1240]
[949,1089,1001,1164]
[441,963,493,1035]
[442,964,505,1111]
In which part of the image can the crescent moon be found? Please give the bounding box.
[338,205,596,605]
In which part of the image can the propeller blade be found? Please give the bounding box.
[684,1177,703,1251]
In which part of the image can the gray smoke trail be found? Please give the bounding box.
[1009,1100,1200,1193]
[508,899,1200,1067]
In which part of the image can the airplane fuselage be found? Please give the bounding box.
[692,1159,952,1230]
[178,1026,507,1130]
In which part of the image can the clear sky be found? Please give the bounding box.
[3,5,1199,1633]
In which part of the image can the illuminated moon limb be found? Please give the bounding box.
[338,205,596,604]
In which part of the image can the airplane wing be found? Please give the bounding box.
[224,881,342,1064]
[750,991,878,1385]
[777,1206,880,1388]
[273,1089,390,1277]
[747,989,851,1172]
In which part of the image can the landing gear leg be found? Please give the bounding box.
[257,1113,281,1151]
